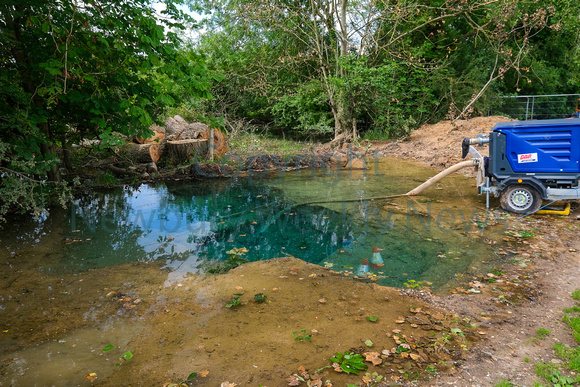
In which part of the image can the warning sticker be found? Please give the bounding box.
[517,153,538,163]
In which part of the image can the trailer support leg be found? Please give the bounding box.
[486,177,490,209]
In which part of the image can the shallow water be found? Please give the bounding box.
[4,158,501,288]
[0,158,508,385]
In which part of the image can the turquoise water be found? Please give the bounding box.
[2,159,500,290]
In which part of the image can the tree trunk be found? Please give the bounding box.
[39,121,61,182]
[119,143,158,163]
[332,93,354,143]
[63,143,73,171]
[40,142,62,182]
[340,0,348,57]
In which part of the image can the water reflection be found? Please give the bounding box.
[1,160,500,290]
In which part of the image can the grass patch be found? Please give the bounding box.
[533,288,580,386]
[229,132,317,156]
[536,328,551,340]
[495,379,515,387]
[361,128,391,141]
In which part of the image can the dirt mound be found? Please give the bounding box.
[377,116,513,170]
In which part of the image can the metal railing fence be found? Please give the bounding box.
[490,94,580,120]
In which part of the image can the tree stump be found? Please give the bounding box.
[166,139,209,164]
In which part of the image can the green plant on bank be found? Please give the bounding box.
[225,293,244,308]
[404,279,424,289]
[102,344,133,367]
[491,266,505,276]
[425,365,438,375]
[362,371,383,386]
[366,316,378,322]
[537,328,551,339]
[228,132,316,156]
[329,350,367,375]
[164,372,198,387]
[506,231,536,238]
[254,293,267,303]
[292,329,312,342]
[205,247,249,274]
[94,171,120,187]
[495,379,515,387]
[533,288,580,386]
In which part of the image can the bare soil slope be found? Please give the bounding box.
[376,116,513,169]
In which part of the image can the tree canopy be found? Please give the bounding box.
[0,0,213,220]
[193,0,579,141]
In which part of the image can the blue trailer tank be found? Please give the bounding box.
[463,118,580,214]
[492,119,580,173]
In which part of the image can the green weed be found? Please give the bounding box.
[536,328,551,339]
[495,379,515,387]
[404,279,424,289]
[94,171,119,187]
[102,343,133,367]
[292,329,312,342]
[534,288,580,385]
[329,350,367,375]
[225,293,244,308]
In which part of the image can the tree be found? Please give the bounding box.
[194,0,556,142]
[0,0,212,220]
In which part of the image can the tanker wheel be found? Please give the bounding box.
[500,184,542,214]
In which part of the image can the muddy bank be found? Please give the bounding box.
[375,116,513,170]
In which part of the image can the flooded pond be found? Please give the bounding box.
[0,158,509,386]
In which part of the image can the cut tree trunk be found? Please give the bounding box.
[120,143,157,163]
[167,139,208,164]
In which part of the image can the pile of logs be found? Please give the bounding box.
[119,116,228,168]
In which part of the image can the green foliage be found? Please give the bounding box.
[94,172,120,187]
[495,379,515,387]
[537,328,551,340]
[225,293,244,308]
[366,316,378,322]
[270,81,334,138]
[205,247,249,273]
[329,351,367,375]
[292,330,312,342]
[253,293,267,303]
[195,0,560,143]
[0,0,214,221]
[0,141,78,222]
[404,279,424,289]
[535,288,580,386]
[102,343,132,366]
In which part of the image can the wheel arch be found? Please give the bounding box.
[496,177,548,199]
